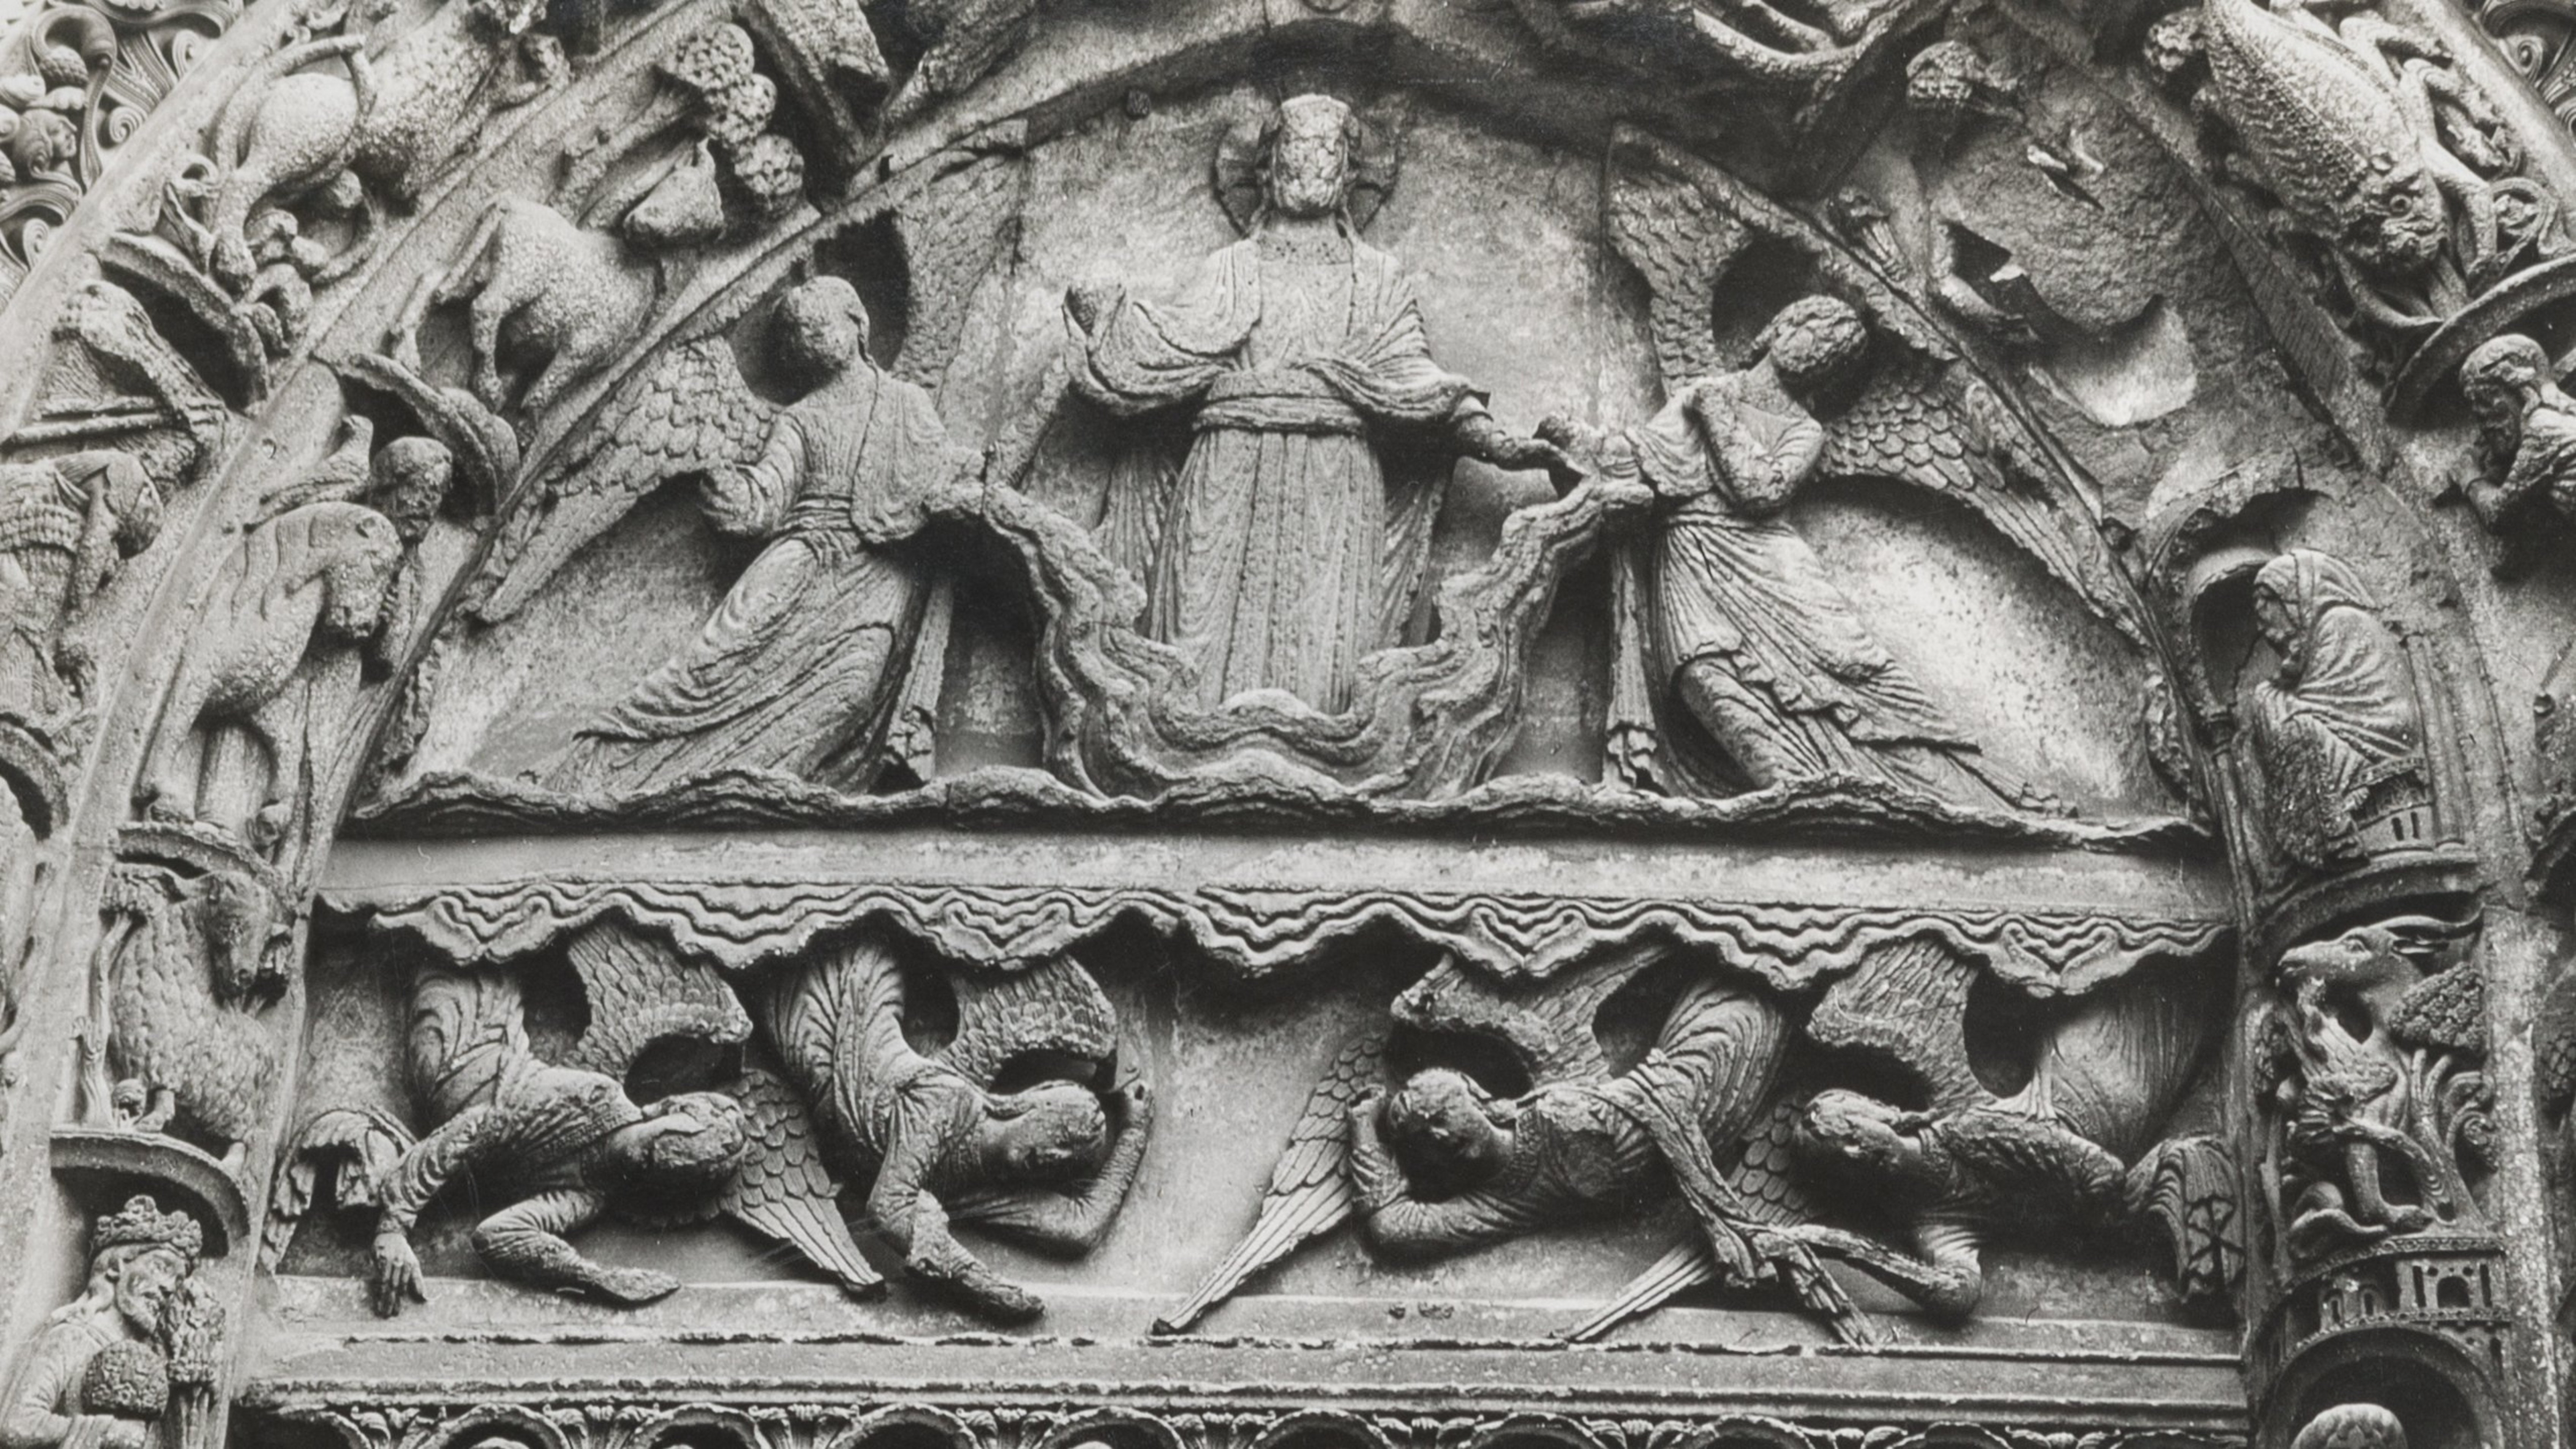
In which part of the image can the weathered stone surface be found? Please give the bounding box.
[4,1,2576,1447]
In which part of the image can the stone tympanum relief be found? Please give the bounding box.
[0,0,2570,1444]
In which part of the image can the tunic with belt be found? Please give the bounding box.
[1075,230,1473,712]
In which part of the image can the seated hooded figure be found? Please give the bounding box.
[2239,550,2431,873]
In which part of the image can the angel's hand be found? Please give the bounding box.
[370,1229,427,1318]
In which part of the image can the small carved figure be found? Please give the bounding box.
[1163,947,1857,1342]
[1067,94,1569,713]
[99,866,289,1170]
[1544,296,2054,810]
[535,277,977,794]
[0,24,109,189]
[2238,550,2431,874]
[131,495,402,846]
[0,451,163,725]
[1784,938,2227,1319]
[365,960,878,1315]
[0,1196,210,1449]
[760,931,1152,1321]
[434,199,661,420]
[2257,917,2488,1258]
[2457,332,2576,562]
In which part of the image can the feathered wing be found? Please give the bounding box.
[1604,152,1749,390]
[1817,364,2148,644]
[1393,941,1674,1092]
[466,336,776,622]
[1561,1094,1828,1342]
[718,1065,885,1296]
[560,919,753,1081]
[1155,1018,1392,1334]
[940,954,1119,1088]
[407,965,534,1124]
[1805,936,1991,1115]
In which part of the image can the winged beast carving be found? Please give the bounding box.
[1159,944,1862,1343]
[2257,915,2490,1260]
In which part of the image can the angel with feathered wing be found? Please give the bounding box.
[1158,947,1863,1343]
[759,931,1153,1322]
[354,959,880,1317]
[1547,294,2047,810]
[456,273,975,796]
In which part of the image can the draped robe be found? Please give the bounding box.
[552,362,955,793]
[1617,379,2007,806]
[2241,550,2429,869]
[1074,232,1474,712]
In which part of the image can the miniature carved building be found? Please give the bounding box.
[5,0,2576,1445]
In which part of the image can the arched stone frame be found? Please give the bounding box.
[0,0,2571,1446]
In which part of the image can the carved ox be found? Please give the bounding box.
[134,500,401,848]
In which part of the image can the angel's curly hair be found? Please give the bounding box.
[1757,295,1870,394]
[624,1090,749,1196]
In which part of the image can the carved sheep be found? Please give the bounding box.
[105,867,289,1168]
[133,500,402,844]
[435,198,658,419]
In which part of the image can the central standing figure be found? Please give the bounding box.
[1067,93,1565,712]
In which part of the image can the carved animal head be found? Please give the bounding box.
[2274,916,2461,995]
[2337,152,2446,279]
[983,1081,1111,1184]
[1795,1089,1939,1193]
[191,869,284,999]
[612,1090,749,1199]
[283,502,404,643]
[1385,1067,1512,1186]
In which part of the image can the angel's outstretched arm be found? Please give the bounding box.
[956,1082,1154,1253]
[701,417,805,538]
[1348,1100,1542,1257]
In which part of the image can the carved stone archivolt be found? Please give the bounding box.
[0,0,2573,1444]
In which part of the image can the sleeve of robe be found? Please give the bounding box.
[1072,245,1261,417]
[847,373,972,546]
[1305,254,1478,425]
[702,418,805,538]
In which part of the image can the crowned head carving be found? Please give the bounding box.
[88,1197,202,1336]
